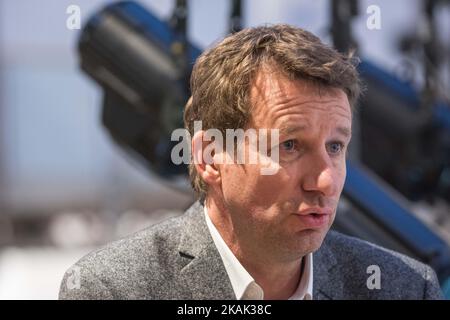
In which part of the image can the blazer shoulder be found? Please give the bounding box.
[325,230,426,271]
[323,230,443,299]
[59,213,185,299]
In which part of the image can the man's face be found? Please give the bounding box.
[217,69,352,261]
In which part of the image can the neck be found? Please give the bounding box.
[205,197,303,300]
[244,256,303,299]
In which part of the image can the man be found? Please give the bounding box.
[60,24,443,299]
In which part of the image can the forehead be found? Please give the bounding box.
[249,67,352,128]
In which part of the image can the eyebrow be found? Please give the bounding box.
[336,126,352,138]
[279,125,307,136]
[279,125,352,138]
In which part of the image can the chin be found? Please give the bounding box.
[291,228,328,254]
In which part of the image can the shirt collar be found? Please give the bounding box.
[289,251,313,300]
[204,206,313,300]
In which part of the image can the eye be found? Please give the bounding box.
[281,139,297,152]
[327,141,344,155]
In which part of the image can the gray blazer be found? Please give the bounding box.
[59,201,443,299]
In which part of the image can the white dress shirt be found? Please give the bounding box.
[204,206,313,300]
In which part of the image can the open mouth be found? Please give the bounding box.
[294,212,330,228]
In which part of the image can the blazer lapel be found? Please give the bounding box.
[176,201,344,300]
[177,201,236,300]
[313,234,343,300]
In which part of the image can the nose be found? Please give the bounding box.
[301,151,337,197]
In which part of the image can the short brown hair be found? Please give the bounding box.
[184,24,361,200]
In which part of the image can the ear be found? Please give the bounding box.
[191,130,222,187]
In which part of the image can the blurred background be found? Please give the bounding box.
[0,0,449,299]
